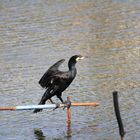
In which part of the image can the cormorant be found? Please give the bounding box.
[33,55,84,113]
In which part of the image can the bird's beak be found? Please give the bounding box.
[79,56,84,60]
[76,56,85,61]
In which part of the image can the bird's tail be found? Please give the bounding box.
[33,89,51,113]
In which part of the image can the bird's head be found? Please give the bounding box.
[68,55,84,70]
[69,55,84,64]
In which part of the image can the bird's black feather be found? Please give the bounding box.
[33,55,83,113]
[39,59,65,88]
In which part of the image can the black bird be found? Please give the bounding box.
[33,55,84,113]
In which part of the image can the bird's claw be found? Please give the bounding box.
[63,100,71,110]
[53,103,60,111]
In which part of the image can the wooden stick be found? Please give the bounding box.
[0,104,62,111]
[67,109,72,137]
[72,102,99,107]
[0,102,99,111]
[67,107,71,124]
[67,97,71,124]
[113,91,125,140]
[67,107,72,137]
[0,107,16,111]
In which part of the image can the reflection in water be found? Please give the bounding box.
[34,123,72,140]
[34,129,46,140]
[66,122,72,139]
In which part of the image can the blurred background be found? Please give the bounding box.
[0,0,139,140]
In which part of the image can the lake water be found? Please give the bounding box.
[0,0,140,140]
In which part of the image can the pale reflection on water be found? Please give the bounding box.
[0,0,140,140]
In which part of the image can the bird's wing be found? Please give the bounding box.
[49,71,72,87]
[39,59,65,88]
[49,59,65,71]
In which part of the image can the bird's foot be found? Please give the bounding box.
[63,100,71,110]
[53,103,60,111]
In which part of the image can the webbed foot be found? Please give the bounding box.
[53,103,60,111]
[63,100,71,110]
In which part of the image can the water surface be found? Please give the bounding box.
[0,0,140,140]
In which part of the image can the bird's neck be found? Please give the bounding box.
[68,61,76,71]
[68,61,77,78]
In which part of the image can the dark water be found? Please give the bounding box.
[0,0,140,140]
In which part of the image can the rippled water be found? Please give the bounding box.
[0,0,140,140]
